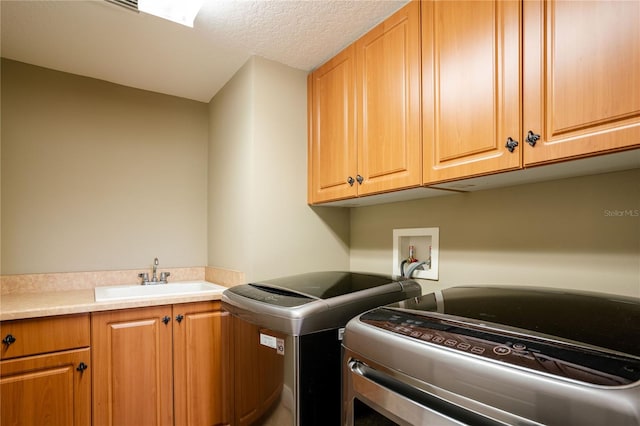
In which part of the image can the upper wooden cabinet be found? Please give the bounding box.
[309,0,639,200]
[522,0,640,165]
[308,1,421,204]
[356,0,422,195]
[422,0,522,184]
[308,46,357,204]
[423,0,639,184]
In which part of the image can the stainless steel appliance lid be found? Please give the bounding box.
[222,271,421,335]
[248,271,401,300]
[386,286,640,356]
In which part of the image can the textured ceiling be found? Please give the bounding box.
[1,0,409,102]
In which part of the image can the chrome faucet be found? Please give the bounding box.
[152,257,159,282]
[138,257,170,285]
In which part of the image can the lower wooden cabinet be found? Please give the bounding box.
[173,302,231,426]
[231,318,285,426]
[92,301,231,426]
[0,348,91,426]
[92,305,174,426]
[1,348,92,426]
[0,314,91,426]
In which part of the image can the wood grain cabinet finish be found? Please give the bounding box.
[308,45,357,204]
[231,317,260,426]
[0,314,91,426]
[309,0,639,200]
[92,302,230,426]
[173,302,231,426]
[92,305,174,426]
[231,318,285,426]
[355,0,422,196]
[422,0,522,184]
[522,0,640,165]
[308,1,421,203]
[423,0,639,184]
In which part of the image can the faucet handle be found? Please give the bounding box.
[138,272,149,284]
[160,272,170,283]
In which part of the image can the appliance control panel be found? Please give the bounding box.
[226,284,314,307]
[359,308,640,386]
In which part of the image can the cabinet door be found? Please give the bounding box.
[232,317,260,426]
[356,0,422,194]
[232,320,286,426]
[173,301,231,426]
[523,0,640,165]
[308,45,357,204]
[422,0,521,184]
[1,314,90,360]
[256,328,285,416]
[1,348,91,426]
[92,306,174,426]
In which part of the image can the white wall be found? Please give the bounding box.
[1,57,348,279]
[1,59,209,274]
[207,58,254,278]
[208,57,350,282]
[6,56,635,298]
[350,169,640,297]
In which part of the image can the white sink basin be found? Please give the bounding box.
[95,281,226,302]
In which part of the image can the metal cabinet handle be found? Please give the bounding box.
[2,334,16,346]
[505,137,519,153]
[76,362,88,373]
[175,314,184,323]
[347,176,355,186]
[356,175,363,185]
[526,130,541,147]
[162,316,171,325]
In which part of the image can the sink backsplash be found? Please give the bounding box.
[1,266,244,295]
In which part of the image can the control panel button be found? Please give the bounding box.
[471,346,485,354]
[358,309,640,386]
[419,333,433,341]
[493,346,512,356]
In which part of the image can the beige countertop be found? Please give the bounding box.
[1,287,225,321]
[0,267,245,321]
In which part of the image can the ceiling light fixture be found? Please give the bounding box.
[105,0,204,28]
[138,0,204,27]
